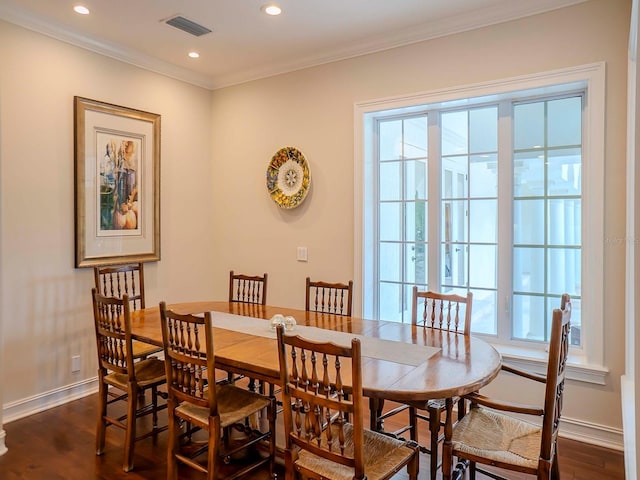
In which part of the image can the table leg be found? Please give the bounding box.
[442,397,453,480]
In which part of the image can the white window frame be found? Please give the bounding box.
[354,62,608,384]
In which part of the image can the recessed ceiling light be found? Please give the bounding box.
[73,5,90,15]
[262,4,282,16]
[188,51,200,59]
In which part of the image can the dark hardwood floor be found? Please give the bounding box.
[0,393,625,479]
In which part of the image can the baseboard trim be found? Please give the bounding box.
[1,378,625,453]
[559,415,624,451]
[622,374,637,480]
[0,429,7,456]
[3,377,98,424]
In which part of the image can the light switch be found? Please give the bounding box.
[297,246,308,262]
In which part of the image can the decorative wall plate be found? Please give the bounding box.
[266,146,311,209]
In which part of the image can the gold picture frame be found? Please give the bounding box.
[74,96,160,267]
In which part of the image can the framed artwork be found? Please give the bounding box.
[74,96,160,267]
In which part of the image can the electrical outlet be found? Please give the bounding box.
[71,355,81,373]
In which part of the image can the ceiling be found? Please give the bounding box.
[0,0,587,90]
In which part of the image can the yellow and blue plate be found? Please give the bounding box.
[266,146,311,209]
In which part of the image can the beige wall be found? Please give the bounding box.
[0,20,215,408]
[0,0,630,449]
[210,0,630,445]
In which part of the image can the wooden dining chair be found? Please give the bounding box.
[94,262,146,310]
[160,302,276,480]
[94,262,162,360]
[227,270,269,390]
[276,324,419,480]
[229,270,268,305]
[443,295,572,480]
[305,277,353,316]
[91,288,167,472]
[370,286,473,479]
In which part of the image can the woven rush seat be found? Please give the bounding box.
[296,423,418,480]
[451,406,542,470]
[175,384,272,428]
[104,358,166,390]
[442,294,572,480]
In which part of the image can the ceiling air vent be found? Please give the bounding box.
[165,15,212,37]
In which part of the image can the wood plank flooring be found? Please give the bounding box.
[0,393,625,479]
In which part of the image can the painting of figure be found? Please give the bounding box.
[97,133,141,232]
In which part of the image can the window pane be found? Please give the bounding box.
[442,110,468,156]
[514,102,544,150]
[548,199,581,246]
[469,199,497,243]
[514,199,544,244]
[403,284,416,323]
[379,282,402,321]
[442,243,467,287]
[548,148,581,196]
[405,202,427,242]
[469,245,496,289]
[513,294,546,341]
[379,120,402,160]
[404,116,428,158]
[548,97,582,147]
[442,200,468,243]
[471,289,497,335]
[514,152,545,197]
[379,161,401,201]
[379,242,401,282]
[470,107,498,153]
[380,203,401,241]
[547,248,581,296]
[405,243,428,285]
[569,297,581,346]
[470,154,497,197]
[442,156,468,198]
[513,247,545,293]
[405,160,427,200]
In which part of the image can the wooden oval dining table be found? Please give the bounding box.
[129,301,502,480]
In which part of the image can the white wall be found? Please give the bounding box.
[0,20,215,422]
[624,0,639,477]
[210,0,630,448]
[0,0,631,452]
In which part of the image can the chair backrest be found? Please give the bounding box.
[276,326,365,478]
[305,277,354,316]
[94,263,146,310]
[159,302,216,414]
[228,270,268,305]
[539,296,571,467]
[411,287,473,336]
[91,288,135,379]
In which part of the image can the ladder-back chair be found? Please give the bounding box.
[276,325,419,480]
[371,287,473,479]
[229,270,268,305]
[443,295,571,480]
[305,277,353,316]
[91,289,167,472]
[94,262,161,359]
[160,302,276,480]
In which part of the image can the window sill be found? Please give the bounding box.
[489,342,609,385]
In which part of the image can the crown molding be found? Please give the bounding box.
[0,0,588,90]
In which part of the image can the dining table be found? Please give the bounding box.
[129,301,502,480]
